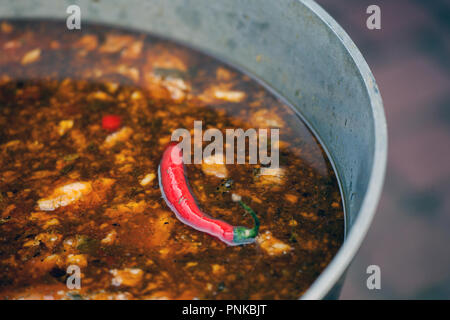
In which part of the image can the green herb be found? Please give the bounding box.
[60,163,74,176]
[100,244,121,256]
[86,100,109,113]
[289,231,298,243]
[0,216,11,225]
[76,236,99,254]
[86,143,99,154]
[128,186,144,198]
[63,153,79,162]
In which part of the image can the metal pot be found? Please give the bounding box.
[0,0,387,299]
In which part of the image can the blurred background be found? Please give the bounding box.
[315,0,450,299]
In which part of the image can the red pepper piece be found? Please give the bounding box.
[158,143,259,246]
[102,115,122,132]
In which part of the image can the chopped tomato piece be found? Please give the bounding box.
[102,115,122,132]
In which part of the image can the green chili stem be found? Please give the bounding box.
[232,200,260,243]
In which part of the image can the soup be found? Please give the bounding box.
[0,20,344,299]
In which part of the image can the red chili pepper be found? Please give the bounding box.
[102,115,122,132]
[158,143,260,246]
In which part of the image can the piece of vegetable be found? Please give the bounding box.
[158,143,259,246]
[102,115,122,132]
[63,153,79,162]
[216,178,234,194]
[59,163,74,176]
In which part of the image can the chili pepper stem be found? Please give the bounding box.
[233,200,260,244]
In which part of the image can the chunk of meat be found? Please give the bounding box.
[121,40,143,59]
[114,149,135,164]
[140,173,156,186]
[37,182,93,211]
[37,178,115,211]
[151,52,187,71]
[115,64,140,82]
[110,268,144,287]
[250,109,285,128]
[25,254,65,276]
[23,233,62,250]
[66,254,88,268]
[256,231,292,256]
[199,85,246,103]
[99,34,134,53]
[57,119,74,136]
[146,69,190,102]
[284,194,298,204]
[211,264,225,275]
[213,89,245,102]
[102,127,133,149]
[101,230,117,245]
[21,48,41,65]
[255,167,286,186]
[216,67,233,81]
[201,153,228,178]
[75,35,98,51]
[161,77,190,101]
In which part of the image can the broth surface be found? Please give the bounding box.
[0,20,344,299]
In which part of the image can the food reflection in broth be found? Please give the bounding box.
[0,20,344,300]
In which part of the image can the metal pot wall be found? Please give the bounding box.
[0,0,387,299]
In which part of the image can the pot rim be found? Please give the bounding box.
[300,0,387,300]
